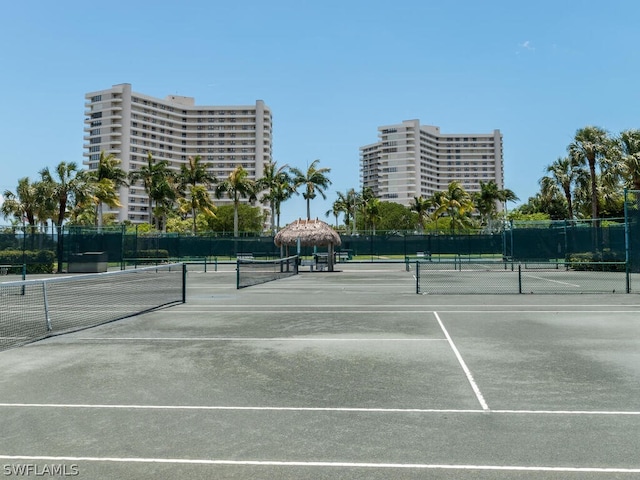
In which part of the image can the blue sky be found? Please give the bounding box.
[2,0,639,224]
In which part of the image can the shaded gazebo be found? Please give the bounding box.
[274,219,342,272]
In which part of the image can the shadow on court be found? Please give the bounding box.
[1,263,640,479]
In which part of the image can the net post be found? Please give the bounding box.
[415,260,420,294]
[236,259,240,289]
[518,263,522,294]
[182,263,187,303]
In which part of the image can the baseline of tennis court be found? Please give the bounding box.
[1,263,639,479]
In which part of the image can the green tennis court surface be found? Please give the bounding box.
[1,263,639,479]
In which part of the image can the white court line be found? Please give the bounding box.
[0,455,638,473]
[1,403,639,415]
[71,337,447,342]
[434,311,489,411]
[175,306,640,313]
[522,274,581,287]
[169,309,640,314]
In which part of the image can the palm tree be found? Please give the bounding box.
[618,129,640,190]
[151,174,179,232]
[1,177,44,252]
[215,165,257,237]
[429,190,448,233]
[258,160,295,232]
[327,191,350,229]
[39,162,82,232]
[128,152,176,229]
[325,200,343,228]
[39,162,85,272]
[542,157,581,220]
[178,155,216,230]
[178,185,216,233]
[568,126,611,221]
[436,182,476,233]
[344,188,361,234]
[474,180,519,229]
[2,177,39,227]
[290,159,332,220]
[409,196,432,231]
[89,151,128,227]
[362,196,382,234]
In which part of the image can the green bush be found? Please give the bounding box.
[567,250,626,271]
[0,250,55,274]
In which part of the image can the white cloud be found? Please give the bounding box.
[519,40,535,51]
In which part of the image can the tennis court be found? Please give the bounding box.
[1,263,640,479]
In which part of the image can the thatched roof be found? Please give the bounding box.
[274,219,342,247]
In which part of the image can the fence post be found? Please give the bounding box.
[624,189,631,293]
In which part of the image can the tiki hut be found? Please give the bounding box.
[274,219,342,271]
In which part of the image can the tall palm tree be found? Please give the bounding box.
[290,159,332,220]
[151,174,179,232]
[327,191,351,229]
[325,199,344,228]
[128,152,176,229]
[409,196,432,231]
[568,126,611,221]
[39,162,82,232]
[435,182,476,233]
[215,165,257,237]
[179,155,216,192]
[474,180,519,229]
[362,196,382,234]
[344,188,361,235]
[618,129,640,190]
[1,177,44,251]
[39,162,85,272]
[90,151,128,227]
[178,155,216,229]
[1,177,39,227]
[542,157,581,220]
[429,190,447,233]
[258,160,295,233]
[178,185,216,233]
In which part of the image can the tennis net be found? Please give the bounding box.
[236,255,299,288]
[0,263,185,351]
[415,260,631,294]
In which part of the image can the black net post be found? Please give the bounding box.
[182,263,187,303]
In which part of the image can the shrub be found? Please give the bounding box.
[0,250,55,274]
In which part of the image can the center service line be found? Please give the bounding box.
[433,311,490,411]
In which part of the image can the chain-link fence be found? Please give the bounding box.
[1,192,638,290]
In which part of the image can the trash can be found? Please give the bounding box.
[68,252,108,273]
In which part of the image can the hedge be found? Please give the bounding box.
[0,250,55,274]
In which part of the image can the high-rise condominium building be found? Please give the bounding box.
[83,83,272,223]
[360,119,503,207]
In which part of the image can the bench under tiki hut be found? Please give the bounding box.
[274,219,342,272]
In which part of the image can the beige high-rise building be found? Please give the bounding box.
[360,119,503,207]
[83,83,272,223]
